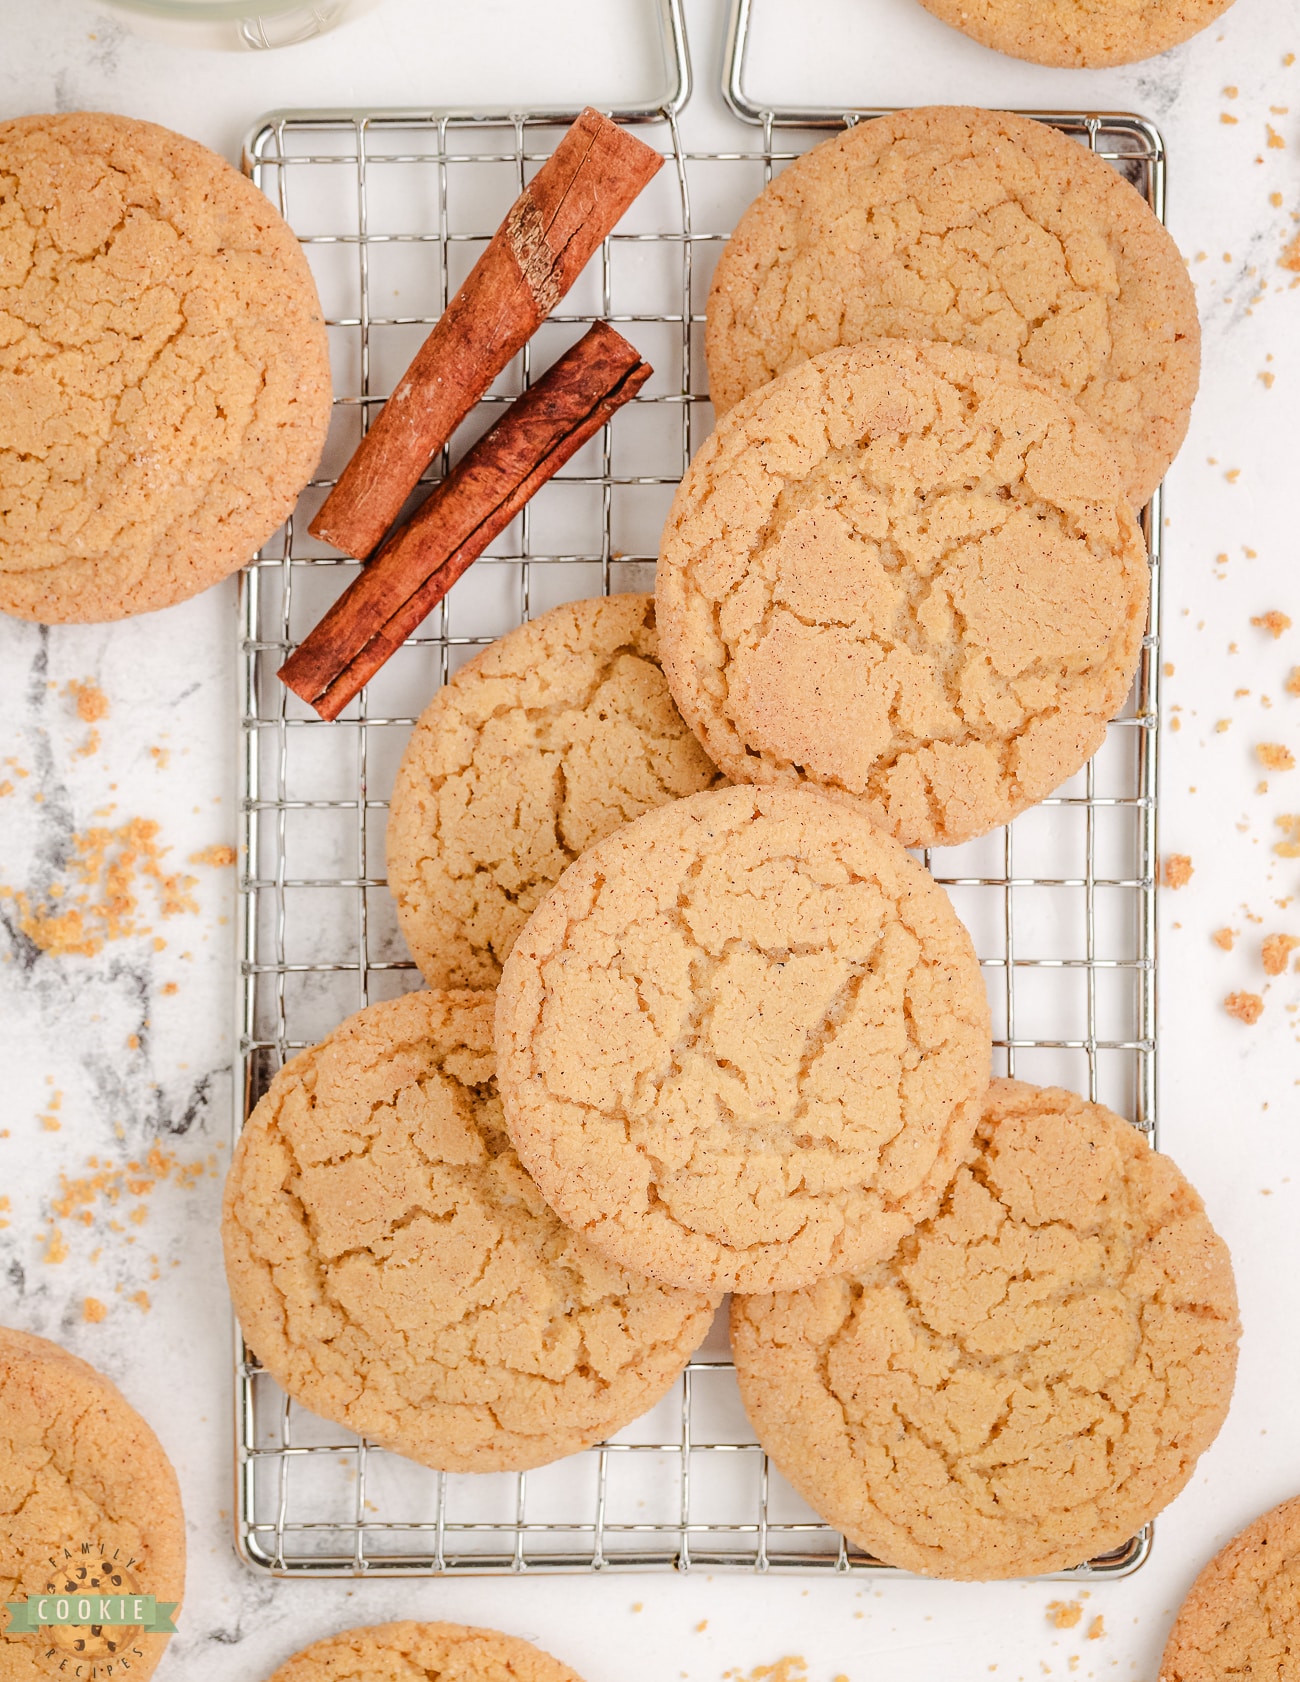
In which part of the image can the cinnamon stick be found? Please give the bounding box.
[280,322,652,721]
[309,107,663,560]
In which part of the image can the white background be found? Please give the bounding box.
[0,0,1298,1677]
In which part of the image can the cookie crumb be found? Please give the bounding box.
[1283,233,1300,272]
[1262,933,1299,975]
[1286,668,1300,697]
[1047,1601,1083,1630]
[1252,611,1292,638]
[83,1297,107,1323]
[1085,1617,1105,1641]
[1164,854,1194,889]
[66,679,110,724]
[1225,991,1265,1024]
[43,1229,68,1264]
[695,1622,708,1634]
[188,843,237,868]
[1257,743,1296,771]
[1212,927,1236,950]
[130,1290,151,1313]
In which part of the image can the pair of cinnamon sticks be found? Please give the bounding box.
[280,108,663,721]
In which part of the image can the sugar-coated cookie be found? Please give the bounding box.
[705,106,1198,507]
[222,991,718,1473]
[387,594,724,990]
[915,0,1238,69]
[731,1079,1240,1580]
[261,1622,587,1682]
[495,784,991,1295]
[1159,1493,1300,1680]
[0,112,332,622]
[658,341,1149,849]
[0,1326,185,1680]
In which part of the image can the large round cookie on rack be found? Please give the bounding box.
[221,990,718,1474]
[386,594,725,990]
[914,0,1238,68]
[262,1622,587,1682]
[495,783,992,1296]
[0,111,332,623]
[657,340,1149,850]
[1158,1493,1300,1680]
[705,105,1199,508]
[0,1325,186,1681]
[730,1078,1241,1581]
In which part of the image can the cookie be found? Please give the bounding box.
[915,0,1238,68]
[705,105,1199,507]
[262,1622,586,1682]
[731,1079,1240,1580]
[0,112,332,623]
[0,1325,185,1680]
[657,340,1149,850]
[495,783,991,1295]
[1159,1494,1300,1680]
[387,593,725,990]
[221,990,718,1473]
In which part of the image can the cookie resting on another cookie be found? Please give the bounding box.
[0,1326,185,1682]
[221,990,718,1474]
[495,783,991,1295]
[731,1079,1240,1580]
[0,112,332,623]
[387,593,725,990]
[261,1622,587,1682]
[1159,1493,1300,1681]
[705,105,1199,508]
[915,0,1239,69]
[657,340,1149,850]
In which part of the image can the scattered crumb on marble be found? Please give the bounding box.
[1085,1617,1105,1642]
[82,1297,107,1323]
[1252,611,1292,638]
[1047,1602,1083,1630]
[696,1622,708,1634]
[0,818,199,957]
[1164,854,1194,889]
[723,1661,812,1682]
[1283,232,1300,271]
[188,844,237,868]
[1220,111,1239,123]
[130,1290,151,1313]
[1285,668,1300,697]
[72,729,100,760]
[149,746,170,770]
[1212,927,1237,951]
[1258,743,1296,770]
[1216,719,1232,733]
[1225,991,1266,1024]
[1262,934,1299,975]
[66,680,109,724]
[0,1197,9,1231]
[51,1144,214,1232]
[42,1229,68,1264]
[161,980,178,996]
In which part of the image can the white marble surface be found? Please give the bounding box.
[2,0,1299,1677]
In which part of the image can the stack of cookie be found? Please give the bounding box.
[222,104,1237,1582]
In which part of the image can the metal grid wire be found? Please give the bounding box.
[235,6,1162,1580]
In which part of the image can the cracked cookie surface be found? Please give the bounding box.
[495,784,991,1295]
[263,1621,586,1682]
[915,0,1237,68]
[731,1078,1240,1580]
[0,1326,185,1680]
[221,991,718,1474]
[387,594,725,990]
[705,106,1199,508]
[656,340,1149,850]
[0,112,332,623]
[1159,1494,1300,1681]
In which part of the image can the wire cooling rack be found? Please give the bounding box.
[234,0,1162,1580]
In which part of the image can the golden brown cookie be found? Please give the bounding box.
[731,1078,1240,1580]
[221,990,717,1473]
[1158,1494,1300,1680]
[262,1622,586,1682]
[657,340,1149,850]
[386,594,725,990]
[495,784,991,1295]
[915,0,1238,68]
[0,112,332,623]
[705,105,1199,507]
[0,1326,185,1680]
